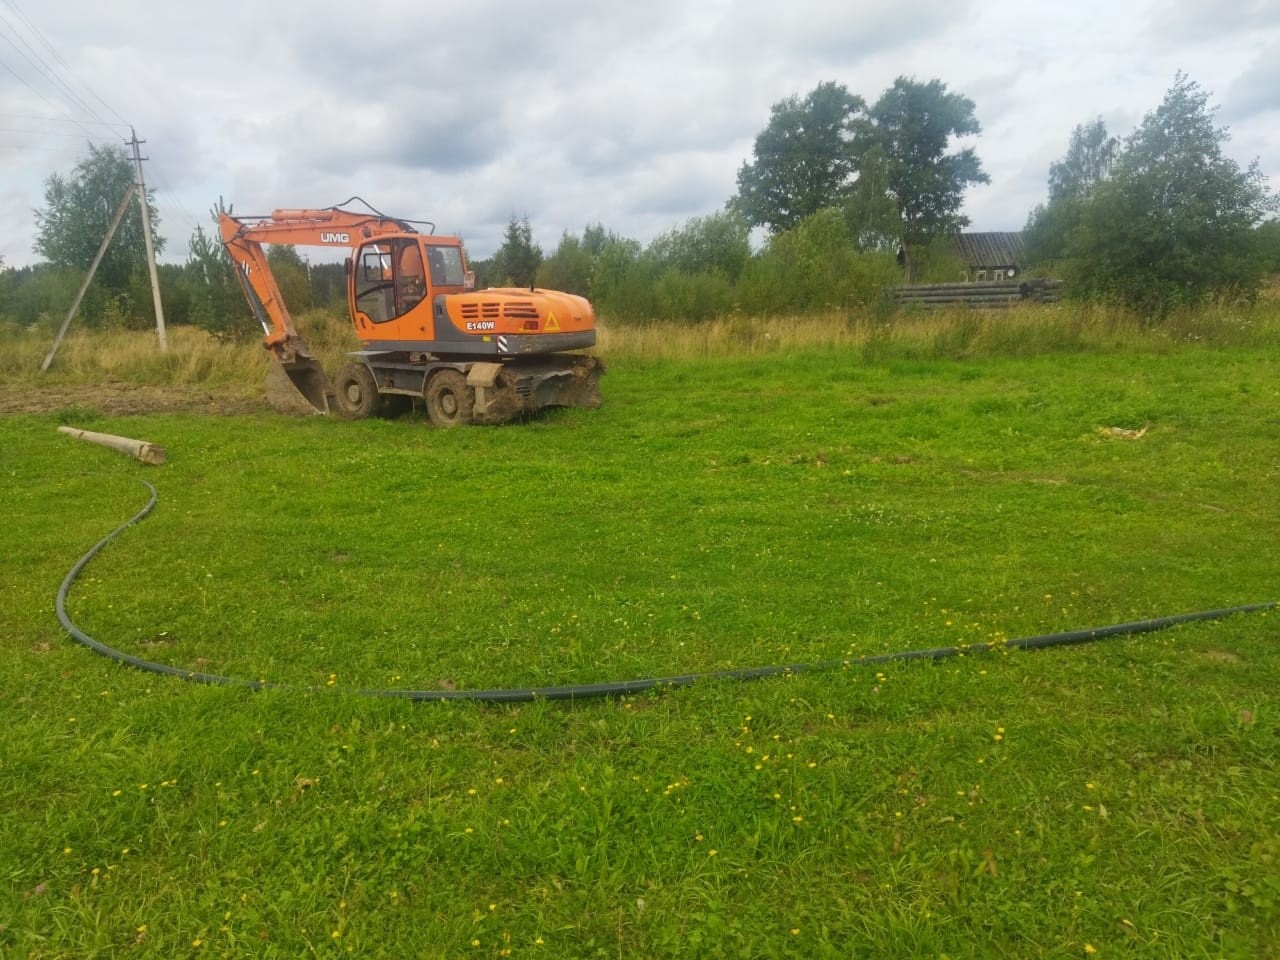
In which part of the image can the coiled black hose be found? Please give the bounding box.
[57,478,1276,703]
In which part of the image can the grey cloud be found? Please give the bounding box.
[714,0,974,67]
[1150,0,1280,42]
[1224,45,1280,120]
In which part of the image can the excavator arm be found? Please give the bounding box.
[217,205,412,412]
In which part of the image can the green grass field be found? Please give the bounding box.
[3,319,1279,957]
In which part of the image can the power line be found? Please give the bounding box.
[0,110,125,127]
[0,10,105,124]
[0,50,59,113]
[1,0,70,69]
[146,158,206,240]
[0,50,102,142]
[0,0,129,127]
[0,124,101,138]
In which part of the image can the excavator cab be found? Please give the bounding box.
[351,237,461,328]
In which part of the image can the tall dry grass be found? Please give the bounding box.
[598,298,1280,361]
[4,300,1277,390]
[0,325,265,386]
[0,308,357,389]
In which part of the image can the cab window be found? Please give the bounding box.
[426,245,466,286]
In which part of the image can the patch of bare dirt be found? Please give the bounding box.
[0,373,311,417]
[263,361,327,415]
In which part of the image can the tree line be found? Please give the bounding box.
[3,72,1277,334]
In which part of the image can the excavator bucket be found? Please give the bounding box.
[280,356,332,414]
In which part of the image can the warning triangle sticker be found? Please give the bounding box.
[545,312,560,332]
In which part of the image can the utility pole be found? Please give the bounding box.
[40,184,138,372]
[129,128,167,351]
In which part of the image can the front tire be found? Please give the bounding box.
[333,362,379,419]
[425,369,473,427]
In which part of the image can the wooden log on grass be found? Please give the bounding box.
[58,426,167,465]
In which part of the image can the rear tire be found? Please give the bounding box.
[333,362,379,419]
[425,369,473,427]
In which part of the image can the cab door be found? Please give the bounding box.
[350,238,430,340]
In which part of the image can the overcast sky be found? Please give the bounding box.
[2,0,1278,269]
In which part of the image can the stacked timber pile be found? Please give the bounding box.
[893,278,1063,309]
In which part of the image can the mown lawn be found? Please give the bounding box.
[2,340,1278,958]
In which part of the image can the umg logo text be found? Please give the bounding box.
[320,232,350,243]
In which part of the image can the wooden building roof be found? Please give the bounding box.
[955,232,1026,268]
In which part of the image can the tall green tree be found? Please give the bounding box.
[646,210,751,281]
[185,223,254,339]
[735,76,988,266]
[490,216,543,287]
[843,144,901,251]
[536,231,593,296]
[1049,118,1119,202]
[586,233,644,314]
[32,143,163,296]
[1259,219,1280,273]
[734,82,867,233]
[531,222,620,295]
[266,244,313,312]
[858,77,989,248]
[1025,119,1120,266]
[1068,73,1277,312]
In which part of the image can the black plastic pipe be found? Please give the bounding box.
[56,478,1276,703]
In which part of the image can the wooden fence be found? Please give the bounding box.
[893,278,1063,309]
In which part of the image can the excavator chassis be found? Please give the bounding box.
[339,351,603,425]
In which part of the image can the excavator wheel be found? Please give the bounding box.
[333,362,379,420]
[424,369,473,428]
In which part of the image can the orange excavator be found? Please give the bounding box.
[217,198,603,425]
